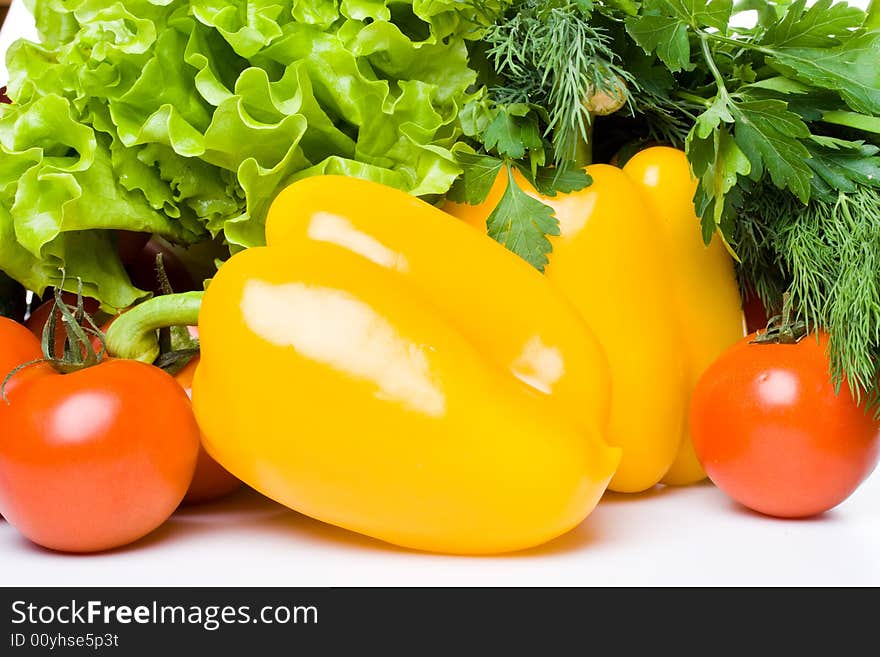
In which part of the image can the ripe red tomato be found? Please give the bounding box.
[89,316,228,503]
[25,293,102,358]
[0,359,200,552]
[175,357,241,504]
[0,319,44,520]
[690,331,880,518]
[0,318,43,390]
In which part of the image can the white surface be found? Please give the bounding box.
[2,476,879,587]
[1,0,879,587]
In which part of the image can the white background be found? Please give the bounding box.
[1,0,878,586]
[3,479,880,587]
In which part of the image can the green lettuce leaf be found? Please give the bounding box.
[3,0,500,306]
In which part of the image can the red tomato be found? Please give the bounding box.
[0,359,200,552]
[175,357,241,504]
[25,293,102,358]
[0,318,43,391]
[89,319,229,503]
[0,319,43,521]
[690,331,880,518]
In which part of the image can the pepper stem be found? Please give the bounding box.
[105,291,203,363]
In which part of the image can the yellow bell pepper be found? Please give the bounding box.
[623,148,746,485]
[192,175,620,554]
[447,147,744,492]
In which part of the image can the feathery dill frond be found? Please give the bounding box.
[482,0,635,163]
[735,185,880,405]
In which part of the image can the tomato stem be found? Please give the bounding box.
[105,292,203,364]
[152,253,198,360]
[41,280,107,373]
[155,253,176,297]
[751,292,809,345]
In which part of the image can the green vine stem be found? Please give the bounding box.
[105,291,203,364]
[674,90,712,108]
[699,33,731,105]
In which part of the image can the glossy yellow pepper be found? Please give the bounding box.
[623,148,745,485]
[192,175,620,554]
[447,147,744,491]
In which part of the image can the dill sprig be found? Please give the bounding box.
[735,185,880,405]
[482,0,635,164]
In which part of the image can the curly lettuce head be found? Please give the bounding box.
[0,0,505,307]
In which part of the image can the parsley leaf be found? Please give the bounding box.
[759,0,865,49]
[447,151,593,208]
[664,0,733,31]
[626,0,733,72]
[765,32,880,116]
[805,140,880,200]
[693,94,735,139]
[731,100,813,202]
[481,105,542,160]
[625,12,692,72]
[688,124,750,241]
[446,153,504,205]
[520,162,593,197]
[486,166,560,272]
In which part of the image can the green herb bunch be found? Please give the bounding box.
[623,0,880,402]
[460,0,880,404]
[449,0,639,271]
